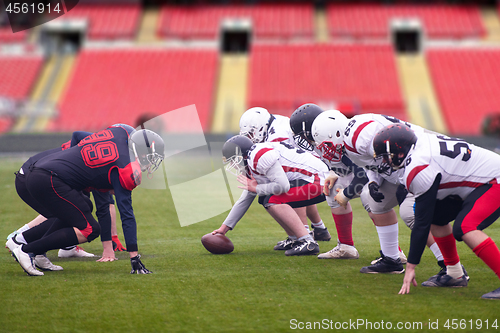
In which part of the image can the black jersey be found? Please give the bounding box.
[35,127,141,192]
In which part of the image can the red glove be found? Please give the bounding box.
[112,235,127,252]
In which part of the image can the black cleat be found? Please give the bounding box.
[285,240,319,256]
[482,287,500,299]
[311,226,331,241]
[360,251,404,274]
[422,274,468,287]
[274,238,295,251]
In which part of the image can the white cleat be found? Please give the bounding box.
[12,246,44,276]
[6,237,21,253]
[58,246,95,258]
[34,254,63,271]
[317,240,359,259]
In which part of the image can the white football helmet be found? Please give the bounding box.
[239,107,272,144]
[311,110,348,163]
[129,129,165,175]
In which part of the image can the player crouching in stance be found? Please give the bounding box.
[373,124,500,299]
[7,127,164,276]
[213,135,327,256]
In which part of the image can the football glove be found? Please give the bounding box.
[368,182,384,203]
[130,254,152,274]
[112,235,127,252]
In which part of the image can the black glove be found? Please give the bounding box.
[368,182,384,203]
[130,254,152,274]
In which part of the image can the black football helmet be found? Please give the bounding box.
[222,135,254,176]
[290,103,324,151]
[373,123,417,174]
[129,129,165,175]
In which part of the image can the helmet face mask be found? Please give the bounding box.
[222,135,253,177]
[290,103,324,151]
[316,141,343,163]
[239,107,271,144]
[129,129,165,176]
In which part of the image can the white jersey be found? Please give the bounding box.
[247,141,328,185]
[343,113,424,184]
[402,132,500,200]
[267,115,296,146]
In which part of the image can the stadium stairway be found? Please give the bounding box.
[211,54,249,134]
[395,54,447,134]
[137,7,161,43]
[314,7,329,43]
[13,54,75,132]
[480,7,500,42]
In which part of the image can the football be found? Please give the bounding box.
[201,233,234,254]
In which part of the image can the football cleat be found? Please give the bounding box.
[274,238,295,251]
[34,254,63,271]
[311,226,331,242]
[434,260,470,281]
[58,246,95,258]
[318,240,359,259]
[371,249,407,265]
[6,237,21,254]
[481,287,500,299]
[12,246,44,276]
[285,240,319,256]
[421,274,468,287]
[360,251,404,274]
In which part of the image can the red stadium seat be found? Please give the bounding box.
[427,48,500,135]
[157,4,313,40]
[0,55,43,100]
[52,48,218,132]
[248,43,405,119]
[327,4,485,39]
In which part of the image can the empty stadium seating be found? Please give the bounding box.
[427,48,500,135]
[0,55,43,100]
[0,27,28,43]
[248,43,406,119]
[158,4,314,40]
[54,4,141,39]
[52,48,218,132]
[327,4,485,39]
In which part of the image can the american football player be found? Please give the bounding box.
[213,135,328,256]
[374,124,500,298]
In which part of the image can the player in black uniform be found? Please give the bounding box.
[8,126,164,276]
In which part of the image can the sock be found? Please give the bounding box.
[14,234,27,245]
[333,212,353,246]
[17,224,30,234]
[473,237,500,280]
[289,235,298,241]
[304,225,310,232]
[23,228,79,255]
[311,220,326,229]
[298,234,314,242]
[376,224,399,260]
[434,234,460,266]
[446,262,463,279]
[429,243,444,261]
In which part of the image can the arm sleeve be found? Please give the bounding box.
[70,131,92,146]
[92,190,112,242]
[407,173,441,265]
[365,169,383,185]
[255,162,290,196]
[222,190,257,230]
[110,169,138,252]
[342,157,368,199]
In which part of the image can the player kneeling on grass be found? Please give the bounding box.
[7,127,164,276]
[212,135,328,256]
[373,123,500,299]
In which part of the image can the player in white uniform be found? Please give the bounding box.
[213,135,328,256]
[238,107,332,248]
[373,124,500,298]
[290,104,360,259]
[312,111,451,275]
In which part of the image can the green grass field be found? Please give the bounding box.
[1,157,500,333]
